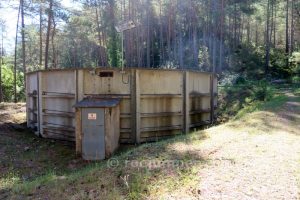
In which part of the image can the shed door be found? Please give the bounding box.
[82,108,105,160]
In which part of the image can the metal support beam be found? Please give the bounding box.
[210,74,215,124]
[130,69,140,143]
[183,71,190,134]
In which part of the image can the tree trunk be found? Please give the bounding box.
[234,3,237,48]
[212,0,217,73]
[0,59,2,102]
[255,21,258,46]
[21,0,26,88]
[273,0,277,47]
[39,1,43,68]
[14,4,21,103]
[0,23,3,102]
[219,0,224,73]
[270,0,274,47]
[265,0,271,75]
[146,0,150,67]
[51,16,56,68]
[159,0,164,65]
[44,0,53,69]
[286,0,290,67]
[108,0,118,67]
[95,8,104,66]
[291,0,295,52]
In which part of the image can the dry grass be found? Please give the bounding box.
[0,103,87,200]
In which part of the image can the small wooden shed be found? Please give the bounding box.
[74,98,120,160]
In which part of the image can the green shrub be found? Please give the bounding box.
[290,52,300,74]
[253,81,274,101]
[291,76,300,84]
[218,79,274,121]
[1,65,25,102]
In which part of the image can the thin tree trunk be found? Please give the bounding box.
[0,23,3,102]
[270,0,274,47]
[146,0,150,67]
[219,0,224,73]
[51,17,56,68]
[255,21,258,46]
[273,0,277,47]
[247,19,250,44]
[14,4,21,103]
[167,1,172,62]
[178,27,183,68]
[192,26,198,68]
[39,1,43,67]
[108,0,118,67]
[265,0,271,74]
[239,14,244,44]
[291,0,295,52]
[95,8,104,66]
[212,0,217,73]
[159,0,164,65]
[21,0,26,82]
[286,0,290,67]
[234,3,237,48]
[44,0,53,69]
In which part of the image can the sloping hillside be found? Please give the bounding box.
[1,89,299,200]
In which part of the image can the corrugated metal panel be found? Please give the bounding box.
[82,108,105,160]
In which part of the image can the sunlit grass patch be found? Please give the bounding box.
[13,172,58,195]
[234,94,287,120]
[0,171,21,191]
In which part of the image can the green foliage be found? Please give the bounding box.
[291,76,300,84]
[230,44,265,79]
[229,43,299,79]
[253,81,274,101]
[269,49,296,78]
[58,14,104,68]
[1,65,25,102]
[127,171,150,200]
[290,52,300,74]
[106,0,121,68]
[218,79,275,121]
[235,94,288,119]
[293,87,300,96]
[107,31,121,68]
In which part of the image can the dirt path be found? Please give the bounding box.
[198,92,300,199]
[0,103,26,131]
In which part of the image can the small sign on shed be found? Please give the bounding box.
[88,113,97,120]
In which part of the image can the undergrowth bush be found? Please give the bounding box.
[217,79,274,122]
[1,64,25,102]
[290,75,300,84]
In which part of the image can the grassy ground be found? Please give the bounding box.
[0,103,86,199]
[0,87,299,199]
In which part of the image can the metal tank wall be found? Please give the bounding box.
[26,68,217,144]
